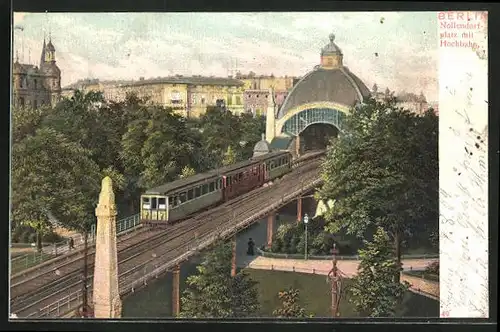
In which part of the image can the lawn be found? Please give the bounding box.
[244,269,439,318]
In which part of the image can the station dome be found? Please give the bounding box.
[253,133,271,157]
[277,33,371,120]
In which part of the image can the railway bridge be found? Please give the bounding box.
[10,153,325,319]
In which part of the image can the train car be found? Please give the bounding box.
[257,151,293,182]
[141,170,223,225]
[140,150,294,226]
[220,159,265,201]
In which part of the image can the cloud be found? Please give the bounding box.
[12,12,440,101]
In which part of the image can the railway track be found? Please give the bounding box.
[11,157,323,317]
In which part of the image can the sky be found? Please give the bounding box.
[12,12,439,101]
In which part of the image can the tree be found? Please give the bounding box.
[273,288,309,318]
[120,104,199,190]
[179,166,196,179]
[11,128,102,251]
[11,104,49,144]
[237,112,266,159]
[222,145,237,166]
[349,227,409,317]
[199,106,241,160]
[179,242,260,318]
[318,97,438,281]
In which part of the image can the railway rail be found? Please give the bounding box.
[11,153,324,318]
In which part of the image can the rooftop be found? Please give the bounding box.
[63,76,245,90]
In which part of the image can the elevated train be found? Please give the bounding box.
[140,151,294,226]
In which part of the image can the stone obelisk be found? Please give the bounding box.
[93,176,122,318]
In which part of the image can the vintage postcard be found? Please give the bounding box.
[9,11,488,320]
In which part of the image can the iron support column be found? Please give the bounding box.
[267,212,275,248]
[297,196,302,224]
[231,235,237,277]
[172,264,181,317]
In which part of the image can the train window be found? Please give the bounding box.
[180,193,187,203]
[158,198,166,210]
[169,196,176,208]
[142,197,151,209]
[151,197,158,209]
[195,186,201,197]
[202,184,209,195]
[187,189,194,200]
[227,177,231,186]
[209,182,215,192]
[219,178,223,188]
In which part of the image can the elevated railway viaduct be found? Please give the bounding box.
[10,152,325,318]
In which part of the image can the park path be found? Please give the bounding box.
[238,256,439,300]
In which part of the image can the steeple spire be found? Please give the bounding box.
[40,38,46,67]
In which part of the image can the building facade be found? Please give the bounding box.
[62,76,246,118]
[236,74,297,116]
[12,38,62,108]
[371,84,436,116]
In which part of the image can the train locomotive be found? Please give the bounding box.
[140,151,293,226]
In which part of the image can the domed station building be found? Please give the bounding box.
[259,33,371,157]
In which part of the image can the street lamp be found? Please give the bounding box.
[303,213,309,260]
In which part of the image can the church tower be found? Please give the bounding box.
[320,34,343,70]
[40,34,61,105]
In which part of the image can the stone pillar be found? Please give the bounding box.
[172,265,180,317]
[93,177,122,318]
[295,134,301,157]
[231,236,237,277]
[265,88,276,143]
[267,213,275,248]
[297,196,303,224]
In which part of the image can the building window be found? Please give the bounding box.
[18,97,25,107]
[171,90,182,104]
[227,96,232,106]
[34,79,37,89]
[201,97,205,104]
[19,77,24,88]
[236,96,241,105]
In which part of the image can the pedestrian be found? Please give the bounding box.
[247,238,255,256]
[69,237,74,250]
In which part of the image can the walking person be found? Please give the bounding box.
[68,237,75,250]
[247,238,255,256]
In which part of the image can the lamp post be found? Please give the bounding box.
[303,213,309,260]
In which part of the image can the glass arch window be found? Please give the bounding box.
[282,107,346,136]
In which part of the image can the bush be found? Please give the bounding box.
[43,231,64,243]
[425,261,439,275]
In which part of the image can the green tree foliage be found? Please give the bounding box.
[120,105,198,189]
[237,113,266,159]
[222,145,237,166]
[349,227,410,317]
[179,166,196,179]
[11,105,49,144]
[179,242,260,318]
[318,96,438,278]
[199,106,241,156]
[11,128,102,249]
[272,288,310,318]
